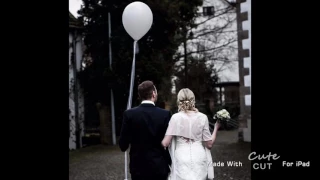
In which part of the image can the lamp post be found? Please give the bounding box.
[108,12,116,145]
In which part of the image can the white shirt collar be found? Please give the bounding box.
[141,100,155,106]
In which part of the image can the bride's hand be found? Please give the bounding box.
[215,121,221,129]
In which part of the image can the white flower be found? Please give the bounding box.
[215,109,231,120]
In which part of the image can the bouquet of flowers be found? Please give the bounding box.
[213,109,231,125]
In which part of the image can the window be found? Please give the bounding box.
[203,6,214,16]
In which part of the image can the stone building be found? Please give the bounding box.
[69,12,85,149]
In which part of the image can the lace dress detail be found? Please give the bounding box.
[166,112,213,180]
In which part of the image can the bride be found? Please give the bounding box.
[162,88,220,180]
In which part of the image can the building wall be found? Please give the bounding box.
[69,31,85,150]
[236,0,251,142]
[224,86,240,104]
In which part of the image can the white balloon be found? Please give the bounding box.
[122,1,153,41]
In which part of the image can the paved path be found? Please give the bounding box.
[69,130,251,180]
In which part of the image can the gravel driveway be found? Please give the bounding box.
[69,130,251,180]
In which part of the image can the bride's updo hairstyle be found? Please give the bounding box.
[177,88,198,112]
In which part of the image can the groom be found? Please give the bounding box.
[119,80,172,180]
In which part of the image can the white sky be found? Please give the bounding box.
[69,0,83,17]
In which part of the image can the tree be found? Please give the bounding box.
[170,0,238,116]
[77,0,203,142]
[173,55,219,115]
[174,0,238,83]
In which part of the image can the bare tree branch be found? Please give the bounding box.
[190,6,235,29]
[175,38,237,60]
[172,0,238,84]
[191,22,231,39]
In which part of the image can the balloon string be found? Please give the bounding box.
[126,40,137,110]
[125,40,138,180]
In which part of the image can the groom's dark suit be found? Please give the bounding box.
[119,102,172,180]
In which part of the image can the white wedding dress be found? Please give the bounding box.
[166,111,214,180]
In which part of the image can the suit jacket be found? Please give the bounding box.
[119,103,172,177]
